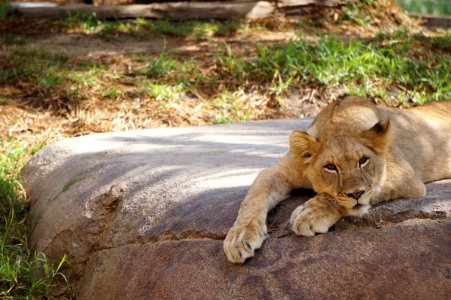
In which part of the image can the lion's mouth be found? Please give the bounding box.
[357,189,373,205]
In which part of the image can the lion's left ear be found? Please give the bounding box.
[360,118,392,154]
[289,130,319,162]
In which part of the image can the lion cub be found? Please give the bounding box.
[224,96,451,263]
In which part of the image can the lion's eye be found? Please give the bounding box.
[324,164,337,171]
[359,157,369,166]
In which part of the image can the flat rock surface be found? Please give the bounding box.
[22,119,451,299]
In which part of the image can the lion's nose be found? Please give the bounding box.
[347,189,365,200]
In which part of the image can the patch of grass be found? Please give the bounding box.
[212,89,252,124]
[101,86,124,99]
[145,82,185,102]
[144,52,178,77]
[0,139,69,298]
[0,0,7,20]
[64,12,116,37]
[153,20,195,37]
[338,0,377,26]
[153,20,217,39]
[1,46,121,103]
[62,13,153,39]
[223,34,451,103]
[0,34,27,45]
[58,15,246,41]
[73,58,108,72]
[431,32,451,52]
[114,17,152,37]
[66,59,109,95]
[67,71,98,88]
[214,20,244,36]
[216,44,246,79]
[153,20,246,40]
[178,59,206,86]
[2,47,69,84]
[397,0,451,16]
[133,52,206,91]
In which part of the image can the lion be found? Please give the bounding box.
[224,96,451,264]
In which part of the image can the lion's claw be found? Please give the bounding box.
[290,194,344,237]
[223,220,267,263]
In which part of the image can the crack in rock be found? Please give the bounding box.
[265,197,450,238]
[337,207,449,230]
[141,229,226,243]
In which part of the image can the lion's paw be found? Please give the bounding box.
[224,220,267,264]
[290,194,344,237]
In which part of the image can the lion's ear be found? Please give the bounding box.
[360,118,392,154]
[289,130,319,162]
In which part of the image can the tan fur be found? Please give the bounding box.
[224,96,451,263]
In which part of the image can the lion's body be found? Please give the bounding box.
[224,97,451,264]
[387,102,451,182]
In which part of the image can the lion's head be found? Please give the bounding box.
[290,97,392,215]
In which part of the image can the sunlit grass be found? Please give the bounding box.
[233,34,450,103]
[58,13,248,41]
[2,32,449,108]
[145,82,186,102]
[2,30,449,106]
[212,89,252,124]
[338,0,378,26]
[153,19,245,40]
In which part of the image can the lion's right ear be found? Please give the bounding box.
[360,118,392,154]
[289,130,319,162]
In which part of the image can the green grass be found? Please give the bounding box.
[145,82,186,102]
[132,52,207,94]
[153,20,245,40]
[339,0,378,26]
[0,34,27,45]
[59,13,247,41]
[1,28,449,108]
[0,0,7,20]
[0,140,69,298]
[397,0,451,15]
[61,13,157,40]
[212,89,252,124]
[1,47,69,90]
[215,33,450,103]
[143,52,178,77]
[431,33,451,52]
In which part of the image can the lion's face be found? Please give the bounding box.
[290,114,391,216]
[305,136,386,214]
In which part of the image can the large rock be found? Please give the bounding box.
[22,119,451,299]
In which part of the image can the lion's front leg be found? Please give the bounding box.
[224,154,309,263]
[224,167,292,263]
[290,194,346,237]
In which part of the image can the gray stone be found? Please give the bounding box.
[22,119,451,298]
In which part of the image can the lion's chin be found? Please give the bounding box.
[347,204,371,217]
